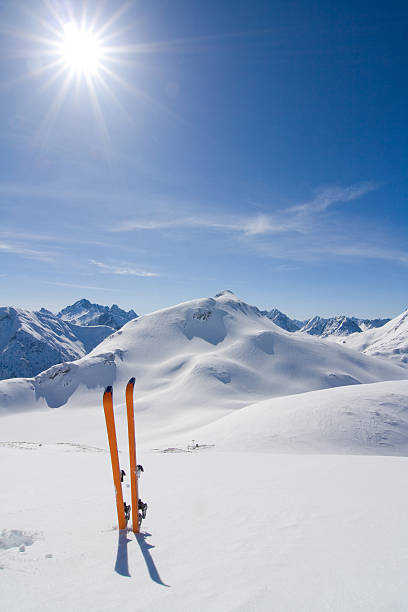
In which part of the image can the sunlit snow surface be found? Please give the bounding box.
[2,293,408,610]
[0,306,114,380]
[339,309,408,366]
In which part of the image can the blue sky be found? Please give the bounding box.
[0,0,407,318]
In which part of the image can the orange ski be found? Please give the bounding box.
[125,377,140,533]
[103,385,127,530]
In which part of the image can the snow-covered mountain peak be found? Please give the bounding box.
[57,299,137,330]
[301,315,365,338]
[2,292,406,416]
[0,306,115,380]
[392,309,408,332]
[261,308,303,332]
[341,308,408,365]
[214,289,237,298]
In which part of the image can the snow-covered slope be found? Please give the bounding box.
[2,376,408,611]
[0,307,114,380]
[0,292,406,421]
[356,316,391,331]
[340,309,408,366]
[58,298,137,329]
[192,379,408,455]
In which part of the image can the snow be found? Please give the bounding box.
[57,298,137,329]
[192,379,408,455]
[340,309,408,366]
[0,292,406,418]
[264,310,390,338]
[2,292,408,610]
[2,405,408,611]
[0,306,114,380]
[300,315,362,337]
[261,308,302,332]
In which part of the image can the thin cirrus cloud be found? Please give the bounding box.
[109,182,379,237]
[0,240,54,262]
[329,245,408,264]
[90,260,159,277]
[107,180,408,266]
[254,237,408,265]
[287,182,379,215]
[43,281,125,292]
[110,213,289,235]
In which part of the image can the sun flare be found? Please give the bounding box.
[59,23,103,76]
[14,2,140,146]
[11,2,171,147]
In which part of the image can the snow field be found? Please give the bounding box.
[191,379,408,456]
[2,441,408,611]
[2,293,408,610]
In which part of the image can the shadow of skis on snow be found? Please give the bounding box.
[135,531,170,587]
[115,530,131,577]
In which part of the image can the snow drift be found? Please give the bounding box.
[191,379,408,456]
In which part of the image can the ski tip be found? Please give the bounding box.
[104,385,113,395]
[128,377,136,386]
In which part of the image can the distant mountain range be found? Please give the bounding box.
[57,298,137,330]
[0,300,138,380]
[260,308,304,332]
[262,308,390,337]
[0,295,405,382]
[262,306,408,366]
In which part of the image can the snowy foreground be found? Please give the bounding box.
[2,293,408,610]
[2,380,408,611]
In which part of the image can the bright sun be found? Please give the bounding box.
[59,23,103,76]
[14,3,149,145]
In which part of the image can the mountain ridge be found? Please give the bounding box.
[262,307,390,336]
[57,298,137,329]
[0,306,114,380]
[0,292,406,420]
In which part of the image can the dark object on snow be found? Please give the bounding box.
[124,502,131,521]
[120,469,126,482]
[138,500,148,519]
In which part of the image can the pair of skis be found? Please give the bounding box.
[103,377,140,533]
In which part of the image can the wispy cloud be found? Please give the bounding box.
[109,181,378,237]
[91,260,159,277]
[110,212,294,235]
[105,181,408,267]
[288,182,379,215]
[109,215,280,234]
[0,240,54,262]
[43,281,125,292]
[326,245,408,264]
[0,230,109,248]
[254,238,408,265]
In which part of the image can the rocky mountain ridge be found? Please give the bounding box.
[57,298,137,330]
